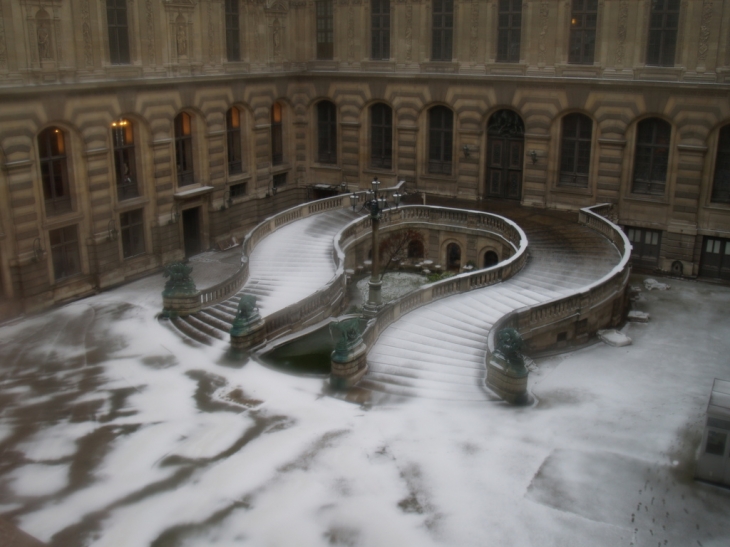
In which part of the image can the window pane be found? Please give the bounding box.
[705,430,727,456]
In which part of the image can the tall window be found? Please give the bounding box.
[38,127,72,216]
[225,0,241,62]
[226,107,243,175]
[107,0,130,65]
[371,103,393,169]
[569,0,597,64]
[371,0,390,60]
[120,209,145,259]
[497,0,522,63]
[632,118,671,196]
[559,114,593,187]
[271,103,283,166]
[711,125,730,203]
[646,0,679,67]
[428,106,453,175]
[50,225,81,281]
[112,119,138,201]
[316,0,334,60]
[317,101,337,164]
[432,0,453,61]
[174,112,195,186]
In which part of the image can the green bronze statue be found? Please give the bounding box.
[493,327,527,377]
[230,294,261,336]
[329,318,363,361]
[162,262,196,297]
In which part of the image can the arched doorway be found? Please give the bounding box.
[408,239,424,259]
[446,243,461,270]
[485,109,525,200]
[483,251,499,268]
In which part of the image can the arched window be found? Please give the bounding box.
[484,251,499,268]
[429,106,453,175]
[317,101,337,164]
[632,118,671,195]
[407,240,424,259]
[371,103,392,169]
[112,119,138,200]
[711,125,730,203]
[446,243,461,270]
[271,103,283,166]
[38,127,71,215]
[174,112,194,186]
[559,113,592,188]
[226,107,243,175]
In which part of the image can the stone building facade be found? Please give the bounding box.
[0,0,729,318]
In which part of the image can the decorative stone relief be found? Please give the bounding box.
[81,0,93,67]
[405,4,413,62]
[469,1,478,63]
[146,0,155,64]
[273,17,282,59]
[615,0,628,66]
[538,1,549,65]
[176,15,188,57]
[347,4,355,62]
[36,10,53,60]
[698,0,713,62]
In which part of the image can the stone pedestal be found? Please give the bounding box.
[362,279,382,318]
[486,356,529,405]
[230,316,266,353]
[330,341,368,390]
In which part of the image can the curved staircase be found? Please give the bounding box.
[168,208,359,345]
[360,211,622,402]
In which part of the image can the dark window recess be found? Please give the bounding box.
[371,103,393,169]
[446,243,461,270]
[431,0,453,61]
[317,101,337,164]
[625,227,662,268]
[708,417,730,431]
[174,112,195,186]
[485,109,524,200]
[230,182,246,198]
[700,237,730,281]
[428,106,453,175]
[50,225,81,281]
[711,125,730,203]
[316,0,334,60]
[568,0,597,64]
[107,0,130,64]
[646,0,680,67]
[705,430,727,456]
[271,103,283,166]
[632,118,671,195]
[559,113,592,187]
[225,0,241,62]
[497,0,522,63]
[273,173,287,189]
[112,120,138,201]
[120,209,145,259]
[484,251,499,268]
[38,127,72,216]
[227,107,243,175]
[371,0,390,60]
[407,240,424,259]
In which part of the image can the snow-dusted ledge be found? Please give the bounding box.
[487,203,632,357]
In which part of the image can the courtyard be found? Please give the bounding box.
[0,268,729,546]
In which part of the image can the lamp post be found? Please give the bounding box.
[355,177,402,317]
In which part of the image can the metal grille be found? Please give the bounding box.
[428,106,453,174]
[225,0,241,62]
[568,0,597,65]
[370,103,392,169]
[497,0,522,63]
[316,0,334,60]
[371,0,390,60]
[107,0,130,64]
[646,0,679,67]
[632,118,671,195]
[431,0,453,62]
[317,101,337,164]
[559,113,592,187]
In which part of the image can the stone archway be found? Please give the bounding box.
[484,250,499,268]
[446,242,461,271]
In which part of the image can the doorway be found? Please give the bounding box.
[485,110,525,200]
[446,243,461,271]
[700,237,730,280]
[182,207,202,258]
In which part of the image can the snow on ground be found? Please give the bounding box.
[0,272,729,546]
